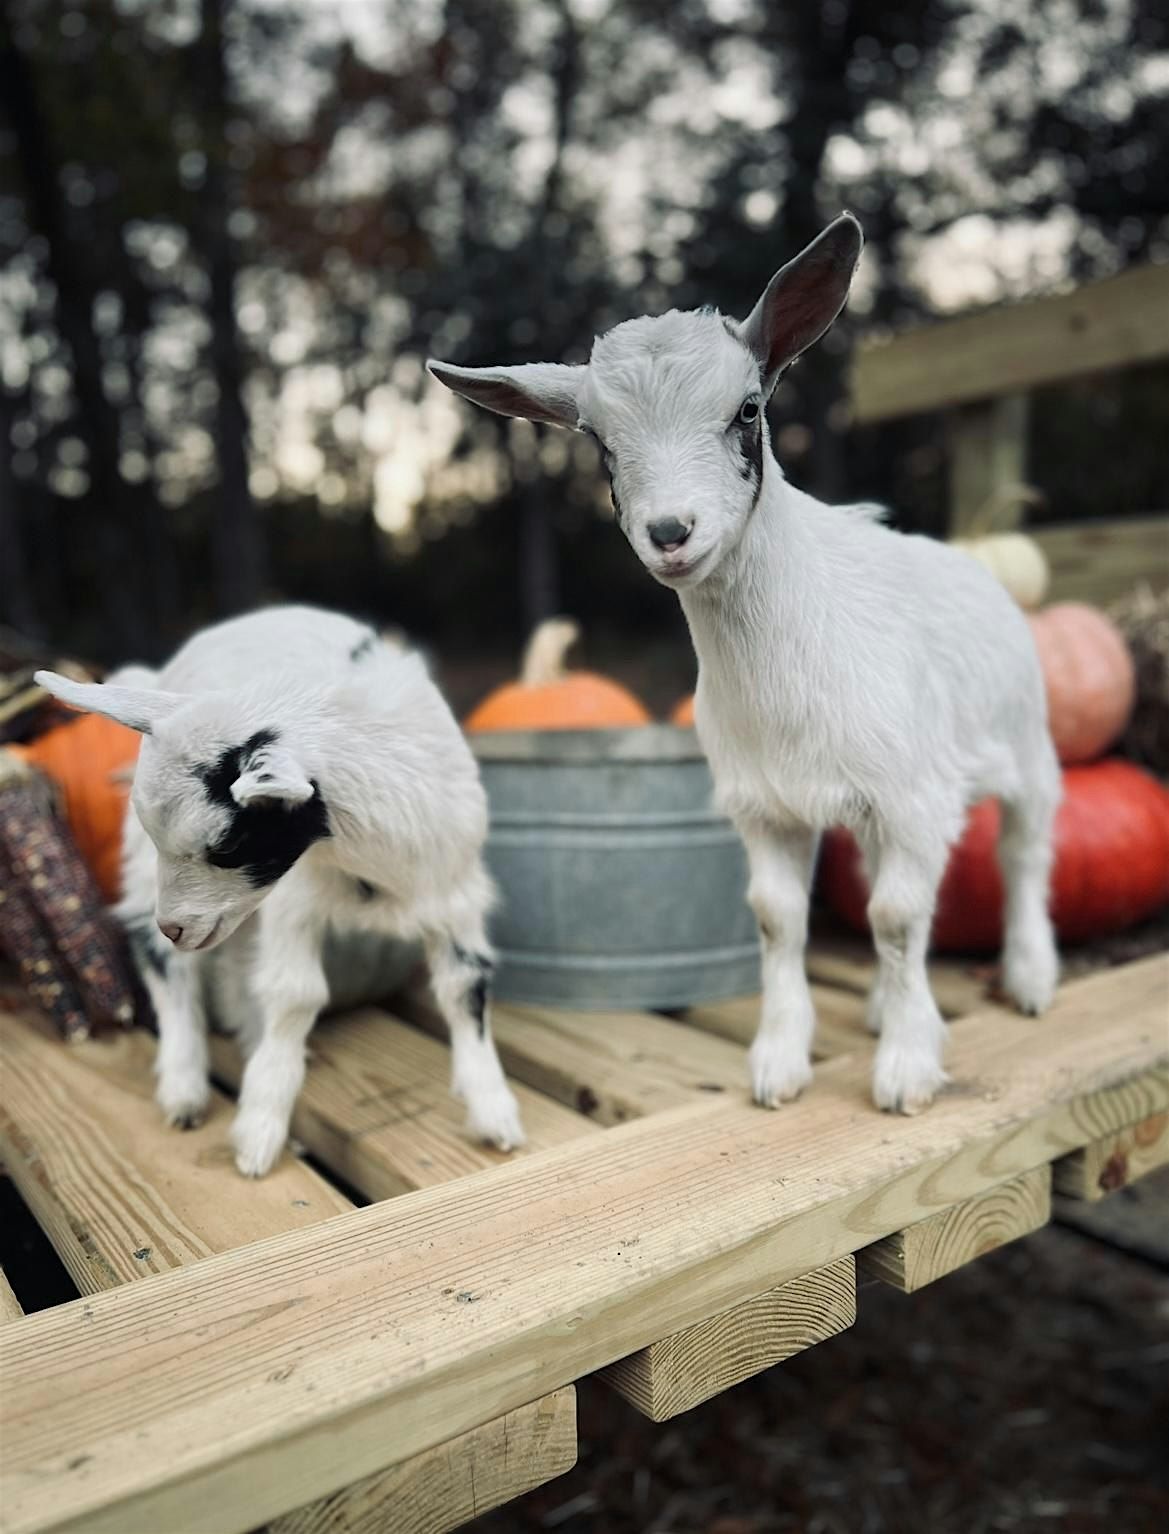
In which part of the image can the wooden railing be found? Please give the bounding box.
[849,263,1169,593]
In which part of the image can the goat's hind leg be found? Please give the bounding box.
[999,767,1060,1016]
[743,822,818,1107]
[866,832,949,1114]
[425,929,524,1151]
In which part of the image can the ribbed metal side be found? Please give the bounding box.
[474,727,760,1009]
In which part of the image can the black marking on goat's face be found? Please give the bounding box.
[349,631,376,663]
[453,943,494,1039]
[730,395,764,505]
[584,427,625,528]
[197,729,331,889]
[355,877,378,901]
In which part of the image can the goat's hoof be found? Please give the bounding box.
[158,1082,210,1131]
[872,1048,948,1115]
[1002,946,1058,1018]
[749,1042,813,1108]
[231,1113,288,1178]
[466,1089,526,1153]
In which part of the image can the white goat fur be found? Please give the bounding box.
[36,606,524,1175]
[430,214,1060,1114]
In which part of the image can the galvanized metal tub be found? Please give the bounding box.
[473,726,760,1009]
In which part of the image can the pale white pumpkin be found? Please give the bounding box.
[951,531,1050,610]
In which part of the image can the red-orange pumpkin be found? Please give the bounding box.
[465,618,651,732]
[1029,602,1135,765]
[819,759,1169,952]
[10,713,140,902]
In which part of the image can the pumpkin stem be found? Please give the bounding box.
[967,482,1044,537]
[520,618,581,686]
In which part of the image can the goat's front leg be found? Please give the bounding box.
[865,833,949,1114]
[425,930,524,1151]
[142,947,211,1129]
[743,822,818,1107]
[230,910,329,1178]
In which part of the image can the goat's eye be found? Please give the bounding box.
[737,398,760,427]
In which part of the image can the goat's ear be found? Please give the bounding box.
[231,740,314,809]
[740,213,863,394]
[33,670,182,735]
[427,360,584,429]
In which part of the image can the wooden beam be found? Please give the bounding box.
[600,1257,855,1420]
[1052,1112,1169,1201]
[684,986,870,1061]
[1,957,1163,1534]
[0,1007,578,1534]
[0,1269,22,1327]
[1034,516,1169,608]
[851,263,1169,424]
[267,1388,577,1534]
[209,1005,597,1201]
[860,1166,1051,1292]
[945,394,1030,536]
[804,930,992,1020]
[0,1010,350,1292]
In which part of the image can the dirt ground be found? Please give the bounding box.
[467,1218,1169,1534]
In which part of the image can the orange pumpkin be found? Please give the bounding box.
[10,714,140,902]
[465,618,651,732]
[1029,602,1136,765]
[670,693,696,728]
[819,758,1169,952]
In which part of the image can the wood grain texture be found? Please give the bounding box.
[402,988,748,1125]
[1,956,1163,1534]
[851,262,1169,422]
[0,1268,22,1326]
[1052,1112,1169,1201]
[0,1008,350,1293]
[685,985,870,1061]
[1034,517,1169,608]
[209,1005,597,1201]
[860,1166,1051,1292]
[268,1388,577,1534]
[600,1257,855,1420]
[946,393,1029,535]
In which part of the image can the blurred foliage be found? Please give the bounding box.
[0,0,1167,683]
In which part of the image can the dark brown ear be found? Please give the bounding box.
[427,360,585,429]
[739,214,863,394]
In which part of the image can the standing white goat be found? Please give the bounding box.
[429,214,1060,1115]
[36,606,524,1175]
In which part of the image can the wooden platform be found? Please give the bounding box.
[1,944,1166,1534]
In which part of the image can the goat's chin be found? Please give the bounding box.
[647,546,718,590]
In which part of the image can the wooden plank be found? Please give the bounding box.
[1,956,1163,1534]
[1052,1111,1169,1202]
[404,992,747,1125]
[0,1269,22,1326]
[685,985,870,1060]
[209,1006,598,1201]
[860,1166,1051,1292]
[851,262,1169,423]
[268,1388,577,1534]
[0,1009,350,1292]
[0,1005,581,1534]
[600,1257,855,1421]
[945,393,1029,535]
[1034,516,1169,607]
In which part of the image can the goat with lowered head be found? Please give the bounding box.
[36,605,524,1175]
[429,214,1060,1116]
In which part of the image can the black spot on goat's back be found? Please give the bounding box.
[349,631,377,663]
[197,729,330,888]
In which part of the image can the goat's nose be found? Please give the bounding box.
[158,921,184,946]
[648,516,692,551]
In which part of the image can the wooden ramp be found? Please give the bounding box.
[0,946,1165,1534]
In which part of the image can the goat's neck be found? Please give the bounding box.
[679,467,819,678]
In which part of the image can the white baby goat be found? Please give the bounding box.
[430,214,1060,1115]
[36,606,524,1175]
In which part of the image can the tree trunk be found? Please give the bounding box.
[196,0,264,613]
[0,8,145,653]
